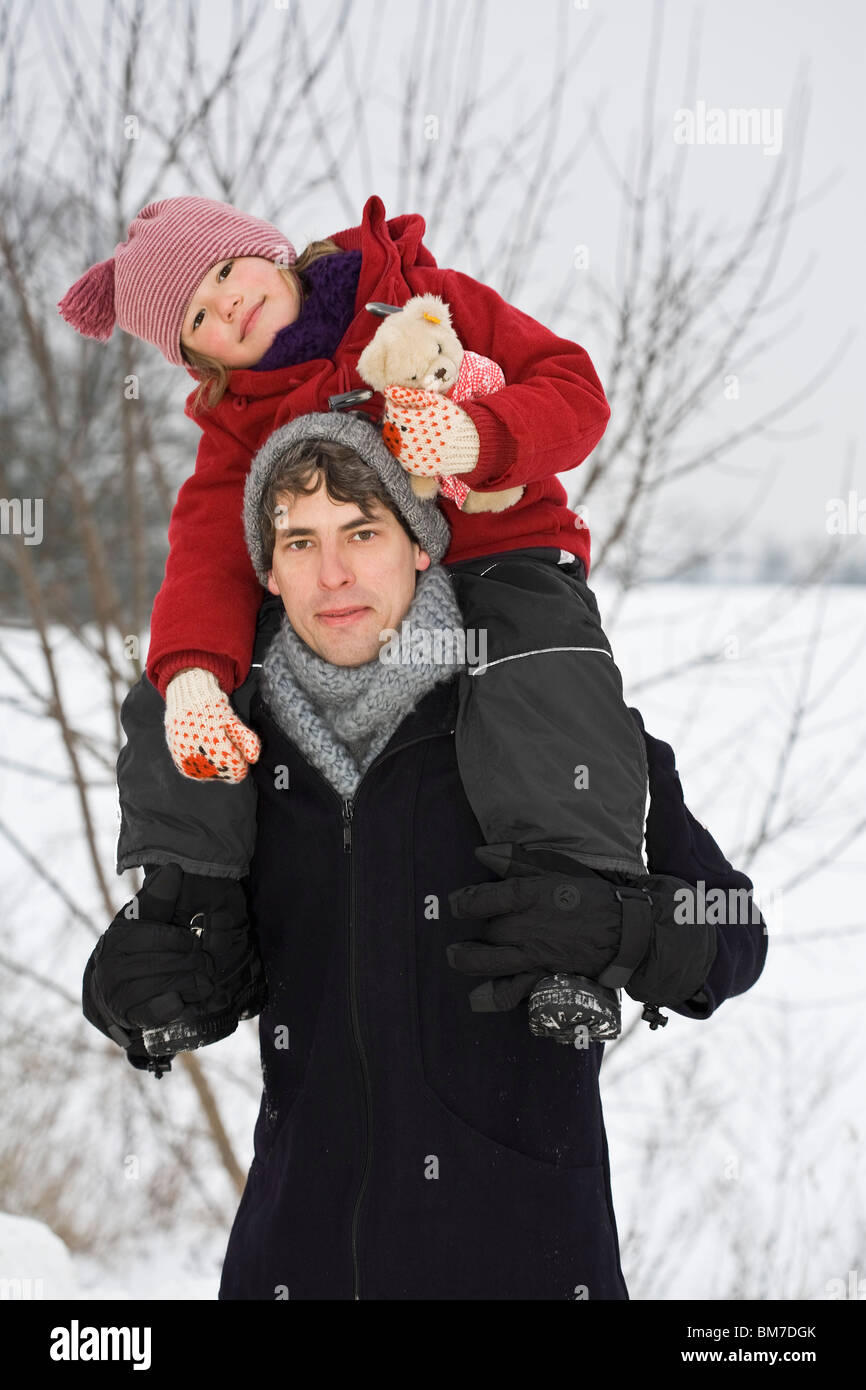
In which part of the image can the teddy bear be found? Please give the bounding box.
[356,293,525,513]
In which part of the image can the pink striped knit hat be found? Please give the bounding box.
[57,197,296,366]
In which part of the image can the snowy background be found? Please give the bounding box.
[1,0,864,1301]
[2,578,863,1300]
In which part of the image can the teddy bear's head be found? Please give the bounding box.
[357,294,464,395]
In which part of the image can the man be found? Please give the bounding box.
[84,409,768,1300]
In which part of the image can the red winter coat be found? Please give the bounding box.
[147,194,610,695]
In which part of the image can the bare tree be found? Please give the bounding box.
[0,0,861,1292]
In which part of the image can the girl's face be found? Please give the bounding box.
[180,256,301,368]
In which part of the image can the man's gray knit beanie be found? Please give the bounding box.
[243,410,452,584]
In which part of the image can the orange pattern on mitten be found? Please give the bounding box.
[383,385,481,481]
[165,668,262,783]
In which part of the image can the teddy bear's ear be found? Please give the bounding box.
[401,292,451,328]
[419,293,452,327]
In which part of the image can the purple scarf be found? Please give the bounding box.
[251,249,363,372]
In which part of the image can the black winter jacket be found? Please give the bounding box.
[116,593,767,1300]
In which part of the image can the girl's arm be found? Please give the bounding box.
[146,429,264,696]
[406,265,611,493]
[118,596,283,877]
[117,667,257,876]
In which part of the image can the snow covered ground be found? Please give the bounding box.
[1,579,864,1300]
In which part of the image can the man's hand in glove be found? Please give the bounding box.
[446,842,717,1016]
[82,862,266,1071]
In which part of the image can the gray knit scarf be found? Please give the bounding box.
[260,564,466,798]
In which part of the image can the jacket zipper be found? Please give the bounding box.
[341,731,453,1302]
[342,794,368,1302]
[258,705,455,1302]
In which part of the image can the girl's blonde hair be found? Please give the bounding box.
[181,238,346,413]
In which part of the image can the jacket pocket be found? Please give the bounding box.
[408,717,612,1173]
[389,1081,628,1299]
[412,899,609,1170]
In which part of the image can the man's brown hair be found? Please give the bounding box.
[257,438,417,571]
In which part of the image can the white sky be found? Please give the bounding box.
[29,0,866,553]
[328,0,866,552]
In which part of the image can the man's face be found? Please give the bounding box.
[180,256,300,368]
[266,479,432,666]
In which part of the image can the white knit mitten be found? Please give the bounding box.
[165,668,262,783]
[382,385,481,479]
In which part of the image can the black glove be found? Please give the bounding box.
[83,863,266,1073]
[446,842,716,1015]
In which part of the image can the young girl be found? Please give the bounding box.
[59,192,650,1040]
